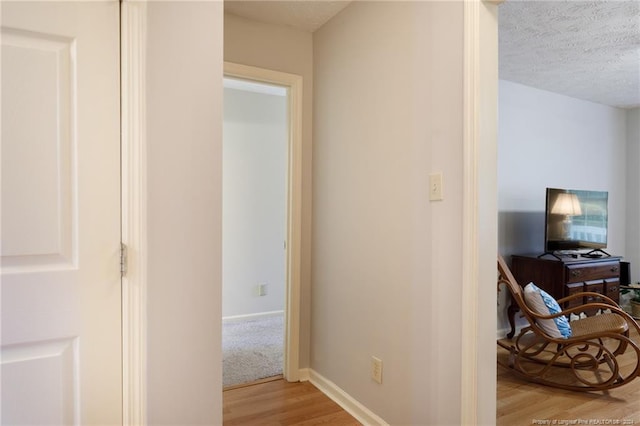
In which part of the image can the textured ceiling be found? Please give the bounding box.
[225,0,640,109]
[500,0,640,109]
[224,1,351,33]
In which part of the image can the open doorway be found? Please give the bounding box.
[222,77,287,387]
[222,63,303,388]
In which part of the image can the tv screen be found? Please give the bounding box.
[544,188,608,252]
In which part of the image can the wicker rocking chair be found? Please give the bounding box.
[497,255,640,391]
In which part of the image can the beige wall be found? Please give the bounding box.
[146,2,223,423]
[224,13,314,368]
[312,2,467,424]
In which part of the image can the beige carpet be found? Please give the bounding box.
[222,314,284,387]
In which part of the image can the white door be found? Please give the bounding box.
[1,1,122,424]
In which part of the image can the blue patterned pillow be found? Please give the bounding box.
[523,282,572,339]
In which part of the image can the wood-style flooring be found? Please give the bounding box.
[223,379,361,425]
[224,327,640,425]
[497,327,640,426]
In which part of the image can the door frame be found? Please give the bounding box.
[120,3,303,420]
[223,62,303,383]
[121,1,148,425]
[461,0,500,424]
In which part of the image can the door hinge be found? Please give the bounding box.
[120,243,128,277]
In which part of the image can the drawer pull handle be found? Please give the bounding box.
[571,270,582,277]
[611,267,619,272]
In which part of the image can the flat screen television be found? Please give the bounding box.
[544,188,608,253]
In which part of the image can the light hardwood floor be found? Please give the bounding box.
[223,379,361,425]
[497,327,640,426]
[224,327,640,426]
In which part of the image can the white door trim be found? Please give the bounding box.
[121,1,147,424]
[461,0,499,424]
[223,61,303,382]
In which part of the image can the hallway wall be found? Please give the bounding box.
[312,2,468,424]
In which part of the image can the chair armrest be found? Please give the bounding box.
[526,293,619,321]
[530,301,616,320]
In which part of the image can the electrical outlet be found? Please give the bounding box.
[429,173,443,201]
[371,356,383,384]
[257,283,268,297]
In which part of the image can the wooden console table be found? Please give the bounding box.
[505,253,622,338]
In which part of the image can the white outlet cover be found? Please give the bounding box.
[429,173,443,201]
[371,356,383,384]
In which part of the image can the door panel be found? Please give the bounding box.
[1,27,75,271]
[1,2,122,424]
[2,339,77,425]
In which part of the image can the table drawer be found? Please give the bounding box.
[605,278,620,303]
[584,280,604,304]
[565,261,620,283]
[565,282,584,309]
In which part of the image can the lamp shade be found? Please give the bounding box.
[551,193,582,216]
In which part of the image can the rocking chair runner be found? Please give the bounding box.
[497,255,640,391]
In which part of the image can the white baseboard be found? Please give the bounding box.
[298,367,310,382]
[222,310,284,323]
[301,368,389,426]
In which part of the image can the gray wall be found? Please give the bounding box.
[626,108,640,284]
[498,80,631,334]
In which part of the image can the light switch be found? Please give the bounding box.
[429,173,443,201]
